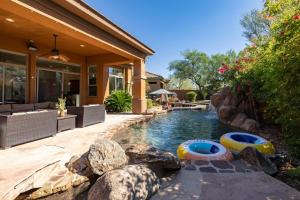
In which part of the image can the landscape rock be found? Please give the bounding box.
[88,139,128,175]
[211,93,225,108]
[22,170,90,199]
[240,118,260,132]
[230,113,247,128]
[67,153,94,177]
[125,144,181,176]
[218,105,234,122]
[88,165,160,200]
[211,88,261,133]
[222,94,232,106]
[238,147,278,175]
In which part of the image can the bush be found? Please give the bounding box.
[105,90,132,112]
[147,99,153,109]
[222,0,300,158]
[186,91,197,102]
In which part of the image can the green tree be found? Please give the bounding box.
[168,50,212,99]
[167,76,197,90]
[240,9,270,43]
[235,0,300,157]
[168,50,239,99]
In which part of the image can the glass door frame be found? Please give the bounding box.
[0,61,27,104]
[36,67,81,102]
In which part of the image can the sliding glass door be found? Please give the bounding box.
[38,70,62,102]
[0,50,27,104]
[37,58,80,106]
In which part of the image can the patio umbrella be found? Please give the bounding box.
[149,89,173,95]
[149,89,172,104]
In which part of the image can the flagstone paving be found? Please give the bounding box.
[153,160,300,200]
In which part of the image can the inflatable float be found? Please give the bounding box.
[220,132,275,155]
[177,139,233,161]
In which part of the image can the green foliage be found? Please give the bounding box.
[56,98,66,111]
[147,98,153,109]
[168,50,238,99]
[286,167,300,179]
[105,90,132,112]
[167,76,197,90]
[240,9,270,42]
[186,91,197,102]
[232,0,300,158]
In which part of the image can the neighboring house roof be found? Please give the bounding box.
[146,72,169,82]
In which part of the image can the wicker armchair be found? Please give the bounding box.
[67,105,105,128]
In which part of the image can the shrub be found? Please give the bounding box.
[105,90,132,112]
[147,99,153,109]
[186,91,197,102]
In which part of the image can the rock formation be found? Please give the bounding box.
[211,87,260,132]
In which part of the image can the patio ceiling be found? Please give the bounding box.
[0,0,153,60]
[0,8,110,57]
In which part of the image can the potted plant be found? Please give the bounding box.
[56,97,67,117]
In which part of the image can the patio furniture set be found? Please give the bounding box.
[0,102,106,149]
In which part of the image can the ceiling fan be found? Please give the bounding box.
[40,34,69,62]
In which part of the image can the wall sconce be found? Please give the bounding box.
[28,40,38,52]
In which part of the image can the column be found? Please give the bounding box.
[132,59,146,114]
[28,53,36,103]
[99,64,109,104]
[124,66,133,94]
[80,58,88,105]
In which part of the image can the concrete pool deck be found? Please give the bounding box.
[0,114,149,200]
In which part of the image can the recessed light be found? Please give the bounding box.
[80,44,85,47]
[5,18,15,23]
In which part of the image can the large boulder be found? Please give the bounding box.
[222,93,232,106]
[238,147,278,175]
[125,144,181,176]
[88,165,160,200]
[67,153,94,177]
[230,113,247,129]
[88,139,128,175]
[210,93,225,108]
[240,118,260,132]
[218,105,234,122]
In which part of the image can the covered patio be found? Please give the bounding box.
[0,0,154,113]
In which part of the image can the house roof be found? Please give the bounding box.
[61,0,155,56]
[146,71,169,82]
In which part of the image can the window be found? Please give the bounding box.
[0,50,27,104]
[88,65,97,96]
[109,67,124,94]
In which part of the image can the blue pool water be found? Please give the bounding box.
[113,110,236,154]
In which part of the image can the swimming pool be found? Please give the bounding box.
[112,110,236,154]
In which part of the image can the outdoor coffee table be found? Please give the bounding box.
[57,114,77,132]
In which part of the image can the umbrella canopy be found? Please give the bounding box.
[149,89,173,95]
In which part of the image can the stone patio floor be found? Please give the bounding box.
[153,160,300,200]
[0,114,146,200]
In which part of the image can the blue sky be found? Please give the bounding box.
[85,0,263,77]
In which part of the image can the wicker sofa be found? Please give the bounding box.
[67,104,106,128]
[0,102,57,149]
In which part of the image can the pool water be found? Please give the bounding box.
[112,110,236,154]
